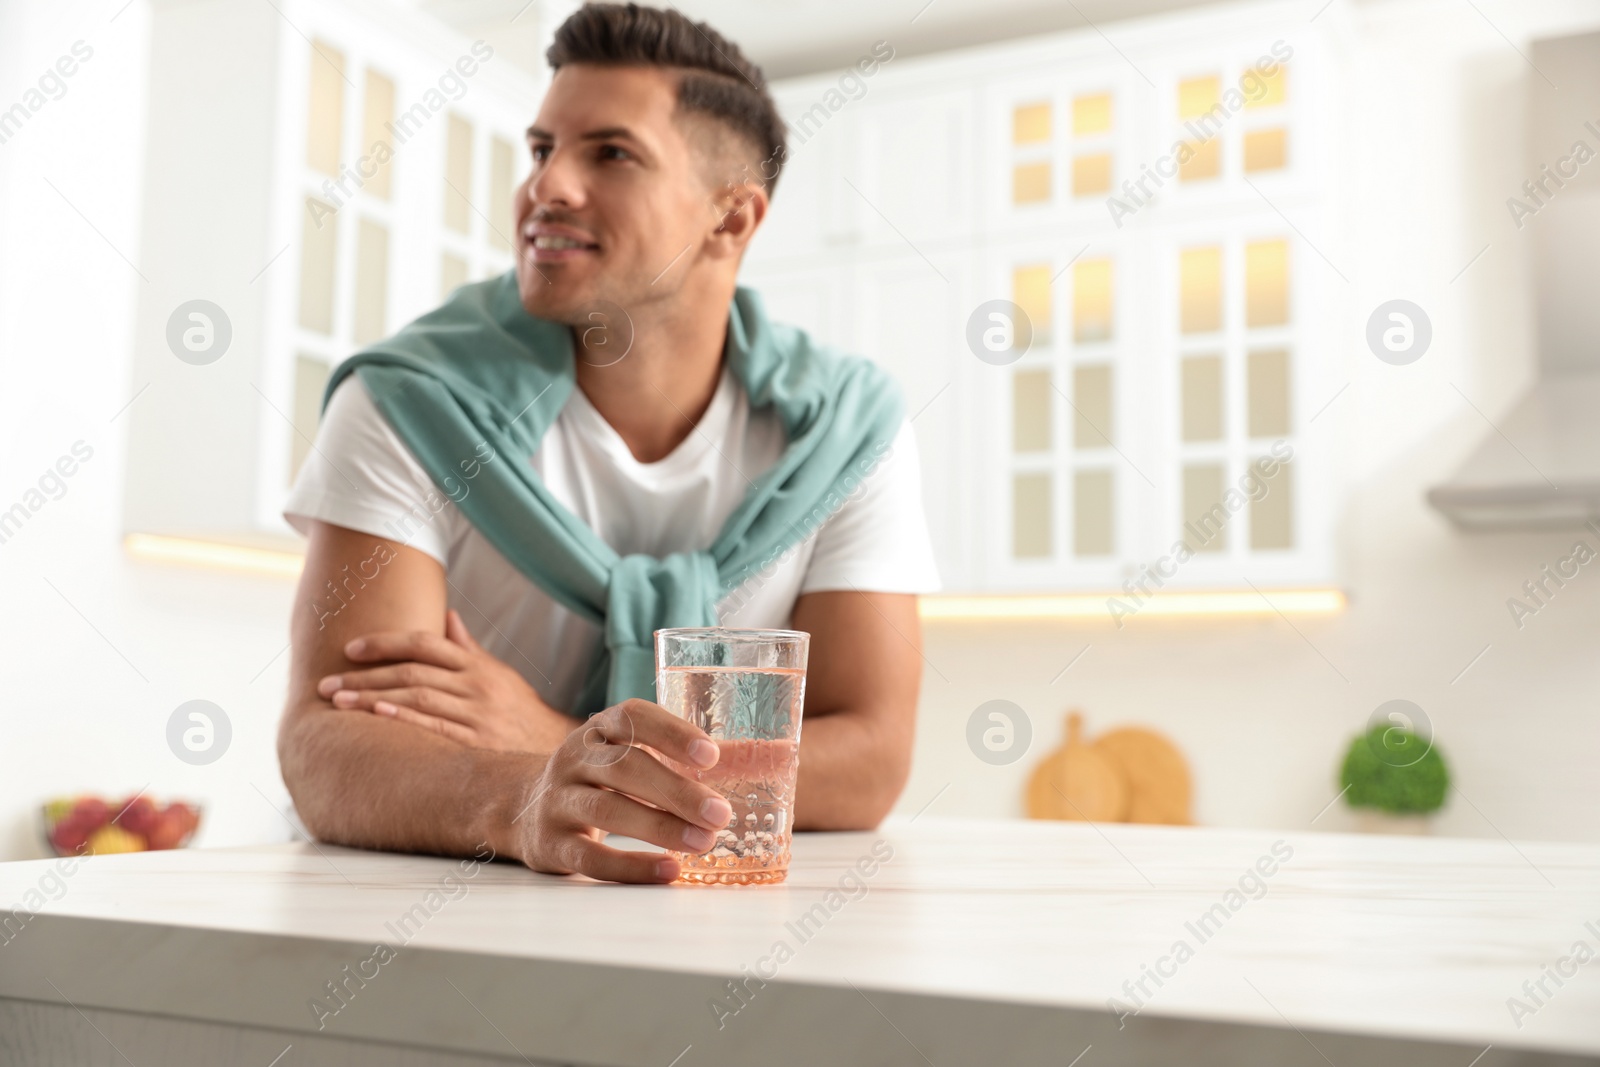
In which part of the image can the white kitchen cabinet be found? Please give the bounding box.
[121,0,541,548]
[747,0,1343,594]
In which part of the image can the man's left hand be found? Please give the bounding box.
[318,609,575,753]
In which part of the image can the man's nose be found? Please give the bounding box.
[529,146,585,210]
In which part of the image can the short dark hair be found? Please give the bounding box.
[546,2,788,195]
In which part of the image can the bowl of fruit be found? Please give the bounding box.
[42,795,202,856]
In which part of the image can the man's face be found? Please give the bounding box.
[514,64,732,324]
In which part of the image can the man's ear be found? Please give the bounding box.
[707,180,768,259]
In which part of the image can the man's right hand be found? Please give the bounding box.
[512,698,735,884]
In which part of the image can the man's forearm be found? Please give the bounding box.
[278,703,540,862]
[792,707,911,831]
[785,590,921,833]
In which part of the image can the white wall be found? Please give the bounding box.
[0,0,300,861]
[894,0,1600,843]
[0,0,543,864]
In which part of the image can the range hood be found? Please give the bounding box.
[1428,31,1600,530]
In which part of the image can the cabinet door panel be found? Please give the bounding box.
[850,91,975,249]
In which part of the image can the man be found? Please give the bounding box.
[278,2,938,884]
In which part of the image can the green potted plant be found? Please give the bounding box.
[1338,725,1449,834]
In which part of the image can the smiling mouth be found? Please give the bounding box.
[523,225,601,258]
[532,235,598,251]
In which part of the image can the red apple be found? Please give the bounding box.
[168,802,200,837]
[145,809,186,850]
[115,796,157,839]
[71,796,110,830]
[50,815,91,855]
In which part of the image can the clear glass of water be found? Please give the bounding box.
[654,627,809,885]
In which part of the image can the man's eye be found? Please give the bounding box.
[598,144,630,162]
[530,144,551,163]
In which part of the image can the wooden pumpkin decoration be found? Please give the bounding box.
[1025,710,1193,826]
[1025,712,1128,822]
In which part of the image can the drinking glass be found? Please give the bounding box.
[654,627,809,885]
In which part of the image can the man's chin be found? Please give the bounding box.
[515,264,649,331]
[515,265,593,326]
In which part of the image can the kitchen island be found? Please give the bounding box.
[1,817,1596,1066]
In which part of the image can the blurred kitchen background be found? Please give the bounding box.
[2,0,1598,860]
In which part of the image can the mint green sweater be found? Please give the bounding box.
[322,271,902,717]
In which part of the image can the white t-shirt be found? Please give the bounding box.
[283,367,940,712]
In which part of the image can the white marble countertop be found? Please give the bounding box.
[2,818,1597,1066]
